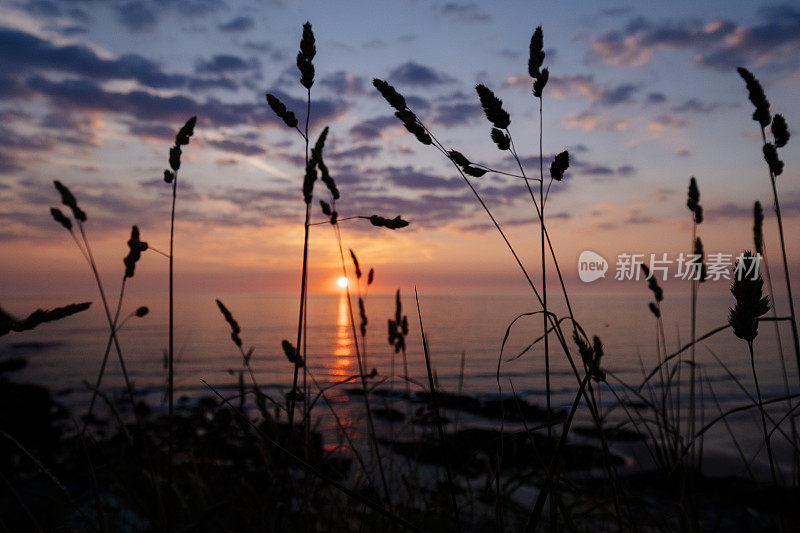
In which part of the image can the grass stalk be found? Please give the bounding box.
[333,226,391,508]
[759,126,800,386]
[414,288,462,532]
[167,162,177,528]
[748,340,779,484]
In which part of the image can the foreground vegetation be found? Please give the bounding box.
[1,22,799,532]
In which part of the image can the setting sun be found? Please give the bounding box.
[336,276,348,288]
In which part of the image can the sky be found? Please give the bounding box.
[0,0,799,299]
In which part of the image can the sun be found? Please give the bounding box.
[336,276,348,288]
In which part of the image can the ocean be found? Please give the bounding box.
[2,289,798,477]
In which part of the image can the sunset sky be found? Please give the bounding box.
[1,0,799,298]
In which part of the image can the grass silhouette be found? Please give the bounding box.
[0,22,799,533]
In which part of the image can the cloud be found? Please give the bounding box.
[206,139,267,157]
[432,103,483,127]
[125,122,176,141]
[27,76,348,129]
[242,41,286,62]
[707,198,800,218]
[383,166,462,190]
[546,75,638,106]
[327,144,382,161]
[590,6,800,72]
[388,62,455,86]
[319,71,365,95]
[508,73,638,106]
[617,165,636,176]
[563,110,631,131]
[115,1,158,32]
[349,115,400,141]
[671,98,724,114]
[187,77,239,92]
[645,92,667,105]
[0,27,257,95]
[648,114,688,131]
[440,3,491,23]
[598,83,638,106]
[218,16,255,33]
[498,49,520,60]
[0,27,186,89]
[0,126,53,151]
[0,75,31,99]
[0,152,23,173]
[195,55,259,75]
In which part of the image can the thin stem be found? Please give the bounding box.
[415,288,461,533]
[288,86,312,432]
[759,126,800,385]
[84,277,127,427]
[526,372,592,532]
[203,381,423,533]
[333,224,392,508]
[749,341,779,485]
[288,204,310,430]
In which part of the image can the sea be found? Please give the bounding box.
[2,290,798,479]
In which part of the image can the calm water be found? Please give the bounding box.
[2,290,798,476]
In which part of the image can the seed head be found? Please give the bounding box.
[448,150,471,167]
[475,84,511,129]
[50,207,72,231]
[728,251,771,342]
[373,78,406,111]
[368,214,409,230]
[771,114,790,147]
[297,22,316,89]
[282,339,303,367]
[266,93,299,128]
[491,128,510,150]
[528,26,545,78]
[169,146,182,171]
[640,264,664,302]
[550,150,570,181]
[53,180,87,222]
[463,165,486,177]
[320,200,332,216]
[763,143,783,176]
[533,68,549,98]
[123,225,148,279]
[694,237,707,283]
[686,176,703,223]
[387,289,408,353]
[5,302,91,335]
[216,299,242,347]
[573,332,605,382]
[350,249,361,279]
[175,116,196,146]
[302,159,317,204]
[737,67,771,127]
[135,306,149,318]
[358,297,367,337]
[753,201,764,255]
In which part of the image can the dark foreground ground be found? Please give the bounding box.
[1,368,798,532]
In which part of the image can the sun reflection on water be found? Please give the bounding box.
[329,292,355,382]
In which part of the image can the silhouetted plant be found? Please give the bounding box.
[737,67,800,385]
[160,115,196,520]
[0,302,91,336]
[728,251,777,484]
